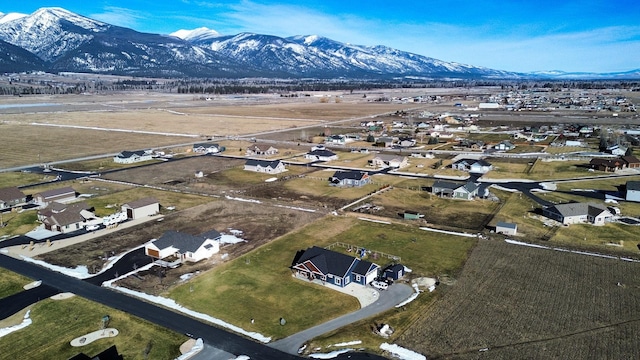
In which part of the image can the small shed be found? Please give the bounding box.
[383,264,405,281]
[403,211,423,220]
[496,221,517,236]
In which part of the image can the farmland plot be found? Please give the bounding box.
[397,240,640,360]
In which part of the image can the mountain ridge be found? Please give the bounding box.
[0,7,636,80]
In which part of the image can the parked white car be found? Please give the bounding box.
[371,280,388,291]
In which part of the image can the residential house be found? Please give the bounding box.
[329,171,370,187]
[496,222,518,235]
[38,201,98,233]
[369,154,408,168]
[622,156,640,169]
[431,181,479,200]
[193,142,223,154]
[375,136,395,148]
[626,181,640,202]
[291,246,380,287]
[244,159,286,174]
[606,145,628,156]
[305,149,338,162]
[494,140,516,151]
[245,144,278,156]
[121,197,159,220]
[397,137,416,148]
[113,150,153,164]
[543,202,613,225]
[325,134,347,144]
[458,139,485,150]
[589,158,626,172]
[145,229,221,263]
[452,159,493,173]
[0,186,27,210]
[32,187,76,206]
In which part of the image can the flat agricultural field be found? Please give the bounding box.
[396,239,640,360]
[0,123,190,168]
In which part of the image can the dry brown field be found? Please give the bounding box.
[397,239,640,360]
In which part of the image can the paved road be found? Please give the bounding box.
[0,254,298,360]
[0,284,60,320]
[270,283,414,354]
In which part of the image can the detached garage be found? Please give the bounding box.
[121,197,159,219]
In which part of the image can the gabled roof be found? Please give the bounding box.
[622,156,640,164]
[373,154,405,162]
[0,186,26,202]
[352,259,378,276]
[496,221,517,229]
[199,229,222,240]
[331,171,368,181]
[193,142,219,148]
[152,230,210,253]
[307,149,336,157]
[41,202,93,227]
[627,181,640,191]
[116,150,147,158]
[248,144,276,152]
[35,186,75,199]
[433,180,463,191]
[457,181,479,193]
[294,246,357,278]
[245,159,283,168]
[546,202,609,217]
[122,197,158,209]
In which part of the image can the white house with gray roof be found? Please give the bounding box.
[145,229,221,263]
[626,181,640,202]
[543,203,613,225]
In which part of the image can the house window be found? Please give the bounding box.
[355,274,361,282]
[335,278,341,285]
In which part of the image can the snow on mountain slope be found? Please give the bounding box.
[0,7,110,61]
[171,27,221,42]
[0,12,27,24]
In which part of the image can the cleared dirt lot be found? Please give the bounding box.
[37,199,323,278]
[397,240,640,359]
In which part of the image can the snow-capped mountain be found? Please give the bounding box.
[171,27,221,43]
[0,7,634,79]
[0,7,253,77]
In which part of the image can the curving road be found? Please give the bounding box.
[270,283,414,354]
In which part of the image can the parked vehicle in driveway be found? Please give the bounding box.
[370,280,388,291]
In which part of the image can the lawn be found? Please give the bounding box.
[168,216,476,341]
[0,268,32,298]
[0,211,38,237]
[528,159,593,180]
[0,296,185,360]
[0,172,48,188]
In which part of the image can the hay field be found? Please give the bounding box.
[0,123,189,168]
[397,239,640,360]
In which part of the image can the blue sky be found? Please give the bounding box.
[3,0,639,73]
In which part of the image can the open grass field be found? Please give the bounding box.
[166,216,476,340]
[367,187,501,231]
[0,268,32,298]
[528,159,593,180]
[0,210,38,237]
[0,123,191,169]
[0,295,185,360]
[396,239,640,360]
[0,171,49,188]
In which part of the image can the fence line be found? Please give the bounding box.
[325,241,401,263]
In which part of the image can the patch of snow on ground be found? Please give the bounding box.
[265,177,278,182]
[180,273,193,281]
[230,356,250,360]
[0,310,32,338]
[380,343,426,360]
[175,338,204,360]
[220,234,246,244]
[403,266,412,273]
[274,204,316,212]
[309,349,353,358]
[21,256,91,279]
[225,195,261,203]
[331,340,362,347]
[228,229,244,236]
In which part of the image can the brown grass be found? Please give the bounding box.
[396,239,640,359]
